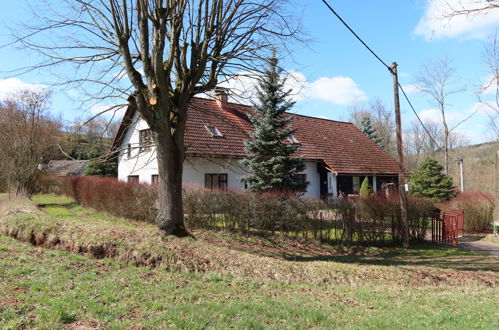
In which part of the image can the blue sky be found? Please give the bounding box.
[0,1,498,143]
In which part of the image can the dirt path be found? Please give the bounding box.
[458,236,499,256]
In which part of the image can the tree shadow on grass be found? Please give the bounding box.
[284,244,498,272]
[36,202,79,209]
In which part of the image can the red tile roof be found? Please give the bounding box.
[111,96,401,175]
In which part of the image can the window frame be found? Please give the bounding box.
[205,173,228,191]
[205,125,223,138]
[151,174,159,185]
[139,129,153,152]
[128,175,139,183]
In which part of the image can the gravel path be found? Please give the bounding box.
[458,236,499,256]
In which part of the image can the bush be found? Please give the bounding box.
[331,195,433,244]
[438,191,495,232]
[183,188,326,236]
[84,160,117,177]
[35,175,62,195]
[48,176,436,245]
[61,176,157,222]
[359,177,373,198]
[407,197,435,240]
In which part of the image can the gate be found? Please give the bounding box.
[431,209,464,246]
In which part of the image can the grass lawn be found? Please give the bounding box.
[0,194,498,329]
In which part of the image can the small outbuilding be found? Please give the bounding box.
[41,160,90,177]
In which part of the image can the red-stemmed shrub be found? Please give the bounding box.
[60,176,157,222]
[49,176,436,244]
[437,191,495,232]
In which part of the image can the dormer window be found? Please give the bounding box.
[206,125,223,138]
[287,135,300,145]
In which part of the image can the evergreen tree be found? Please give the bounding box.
[409,158,454,202]
[84,159,117,177]
[360,116,383,147]
[359,176,373,198]
[241,54,306,193]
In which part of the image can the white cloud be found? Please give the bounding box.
[305,76,367,105]
[415,0,499,40]
[218,72,367,106]
[0,78,47,101]
[418,108,469,126]
[468,100,497,117]
[401,84,421,94]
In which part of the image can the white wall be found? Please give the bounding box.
[117,113,322,198]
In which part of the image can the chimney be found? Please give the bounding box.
[215,87,229,108]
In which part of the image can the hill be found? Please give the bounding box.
[408,141,498,196]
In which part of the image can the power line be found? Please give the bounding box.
[397,82,448,156]
[320,0,391,71]
[320,0,452,160]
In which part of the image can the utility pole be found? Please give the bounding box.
[495,151,498,201]
[457,157,464,192]
[391,62,409,249]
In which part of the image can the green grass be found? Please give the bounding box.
[0,194,498,328]
[1,235,498,329]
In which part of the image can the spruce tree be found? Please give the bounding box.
[360,116,383,148]
[241,54,306,193]
[409,158,454,202]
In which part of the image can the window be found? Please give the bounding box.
[139,129,152,152]
[127,143,131,158]
[206,125,223,138]
[151,175,159,185]
[205,174,228,191]
[287,135,300,145]
[294,174,307,192]
[128,175,139,183]
[352,176,360,193]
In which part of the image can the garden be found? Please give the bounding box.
[36,170,495,247]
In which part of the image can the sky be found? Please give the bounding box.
[0,0,498,144]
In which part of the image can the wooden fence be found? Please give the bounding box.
[431,209,464,246]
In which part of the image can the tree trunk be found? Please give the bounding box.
[441,105,449,175]
[154,130,189,237]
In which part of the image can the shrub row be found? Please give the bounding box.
[41,176,439,245]
[332,196,435,243]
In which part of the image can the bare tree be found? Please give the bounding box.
[14,1,300,236]
[478,32,499,139]
[415,57,467,174]
[404,118,468,172]
[0,89,61,197]
[441,0,499,17]
[349,98,396,156]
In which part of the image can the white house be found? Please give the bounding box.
[110,91,400,199]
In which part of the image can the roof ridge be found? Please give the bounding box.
[289,112,353,125]
[192,95,354,125]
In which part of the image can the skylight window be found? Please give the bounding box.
[287,135,300,144]
[206,125,223,138]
